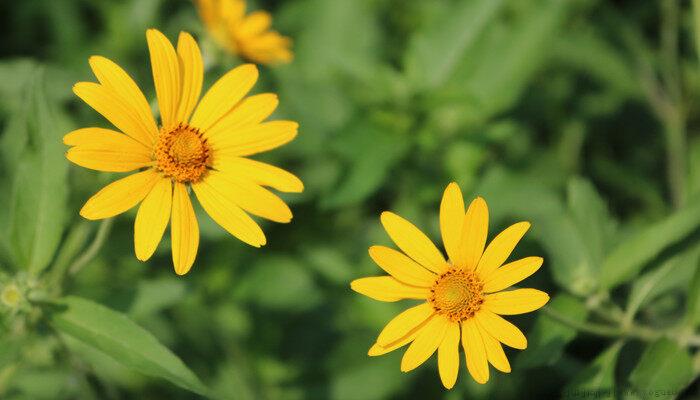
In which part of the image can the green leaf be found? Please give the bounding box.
[322,121,409,208]
[403,0,505,91]
[627,244,700,322]
[516,294,588,368]
[564,341,623,396]
[600,201,700,289]
[234,255,321,312]
[628,339,694,395]
[686,259,700,328]
[49,296,209,397]
[567,177,616,266]
[3,67,69,274]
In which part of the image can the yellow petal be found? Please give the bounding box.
[400,315,449,372]
[191,176,266,247]
[376,303,434,346]
[204,93,279,140]
[240,32,293,64]
[456,197,488,270]
[212,157,303,193]
[190,64,258,132]
[368,331,418,356]
[350,277,429,302]
[171,182,199,275]
[474,310,527,349]
[134,178,172,261]
[203,170,292,223]
[440,182,465,265]
[147,29,181,127]
[64,128,152,172]
[88,56,158,144]
[237,11,272,38]
[73,82,154,148]
[175,31,203,123]
[482,257,543,293]
[80,169,160,220]
[368,246,436,287]
[437,321,461,389]
[209,121,298,157]
[380,212,447,274]
[461,319,489,384]
[480,329,511,373]
[475,222,530,279]
[483,289,550,315]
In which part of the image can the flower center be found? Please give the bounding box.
[429,268,484,322]
[155,123,210,183]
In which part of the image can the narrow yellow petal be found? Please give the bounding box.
[147,29,181,127]
[80,169,160,220]
[483,289,550,315]
[437,322,461,389]
[202,170,292,223]
[475,222,530,279]
[209,121,298,157]
[134,178,172,261]
[474,310,527,349]
[400,315,449,372]
[482,257,543,293]
[212,157,303,193]
[440,182,465,265]
[64,128,151,172]
[171,182,199,275]
[376,303,434,346]
[461,319,489,384]
[204,93,279,140]
[237,11,272,38]
[380,212,447,274]
[190,64,258,132]
[368,330,418,356]
[349,277,429,302]
[369,246,436,287]
[456,197,488,270]
[88,56,158,144]
[480,328,511,373]
[175,31,203,123]
[191,176,266,247]
[73,82,154,148]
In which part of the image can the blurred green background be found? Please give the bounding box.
[2,0,700,398]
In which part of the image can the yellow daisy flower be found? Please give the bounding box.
[195,0,293,65]
[351,182,549,388]
[64,29,302,275]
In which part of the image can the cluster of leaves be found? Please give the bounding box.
[1,0,700,398]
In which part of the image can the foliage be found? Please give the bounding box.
[1,0,700,398]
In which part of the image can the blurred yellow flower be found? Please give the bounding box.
[195,0,293,65]
[351,183,549,388]
[64,29,302,275]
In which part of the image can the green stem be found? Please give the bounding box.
[68,218,114,276]
[542,305,700,347]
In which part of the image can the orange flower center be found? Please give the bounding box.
[429,268,484,322]
[155,123,210,183]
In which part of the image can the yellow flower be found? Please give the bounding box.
[195,0,293,65]
[64,29,302,275]
[351,183,549,388]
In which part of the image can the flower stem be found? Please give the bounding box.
[68,218,114,276]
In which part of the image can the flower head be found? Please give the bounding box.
[351,183,549,388]
[64,29,303,275]
[195,0,292,65]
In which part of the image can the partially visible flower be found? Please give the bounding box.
[351,183,549,388]
[64,29,302,275]
[195,0,292,65]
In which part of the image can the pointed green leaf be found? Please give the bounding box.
[50,296,210,397]
[628,339,693,395]
[564,341,623,396]
[601,201,700,289]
